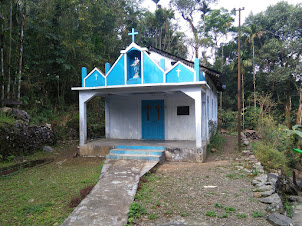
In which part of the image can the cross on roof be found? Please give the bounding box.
[128,28,138,43]
[176,68,181,77]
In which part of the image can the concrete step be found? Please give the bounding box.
[106,153,160,161]
[110,149,163,156]
[116,145,165,151]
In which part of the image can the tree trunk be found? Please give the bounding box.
[253,42,256,109]
[181,13,199,58]
[0,13,4,106]
[17,14,25,101]
[7,0,12,99]
[296,87,302,125]
[242,73,245,130]
[285,92,292,128]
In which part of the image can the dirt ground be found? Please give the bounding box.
[135,134,270,226]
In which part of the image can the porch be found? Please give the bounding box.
[80,138,208,162]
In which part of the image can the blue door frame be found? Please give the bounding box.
[142,100,165,140]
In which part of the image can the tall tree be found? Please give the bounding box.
[170,0,216,58]
[247,2,302,127]
[243,24,263,109]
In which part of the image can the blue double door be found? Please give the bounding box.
[142,100,165,140]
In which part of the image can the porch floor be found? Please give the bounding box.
[86,138,205,149]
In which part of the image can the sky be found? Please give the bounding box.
[142,0,301,60]
[144,0,301,22]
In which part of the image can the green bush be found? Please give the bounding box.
[253,142,287,172]
[219,109,237,131]
[244,107,260,129]
[208,133,226,151]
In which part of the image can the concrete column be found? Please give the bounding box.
[79,91,96,145]
[180,88,202,149]
[105,96,110,138]
[82,67,87,87]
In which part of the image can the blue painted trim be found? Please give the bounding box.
[116,145,165,150]
[85,69,106,87]
[160,59,165,70]
[110,149,163,156]
[166,63,195,83]
[107,55,125,86]
[105,63,111,75]
[143,52,164,84]
[194,58,200,81]
[82,67,87,87]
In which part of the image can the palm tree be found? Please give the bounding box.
[244,24,263,109]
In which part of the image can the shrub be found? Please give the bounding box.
[208,133,226,151]
[244,107,260,129]
[253,142,287,172]
[219,109,237,131]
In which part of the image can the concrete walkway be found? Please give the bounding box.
[62,159,158,226]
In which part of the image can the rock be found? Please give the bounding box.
[243,139,249,146]
[260,189,275,197]
[266,202,284,213]
[276,174,299,196]
[243,168,252,173]
[0,107,12,113]
[249,155,256,159]
[288,196,302,203]
[252,174,268,187]
[266,213,293,226]
[293,205,302,226]
[253,192,262,198]
[164,151,172,161]
[211,148,216,153]
[242,150,252,156]
[260,193,282,204]
[268,173,279,185]
[43,146,54,152]
[253,185,274,192]
[11,108,30,124]
[0,123,56,159]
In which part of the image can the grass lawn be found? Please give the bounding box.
[0,143,104,225]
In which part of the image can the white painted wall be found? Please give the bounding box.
[107,92,196,140]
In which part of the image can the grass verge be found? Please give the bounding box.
[0,156,103,225]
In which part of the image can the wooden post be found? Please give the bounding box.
[235,7,244,151]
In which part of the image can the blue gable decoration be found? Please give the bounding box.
[166,62,195,83]
[81,42,222,90]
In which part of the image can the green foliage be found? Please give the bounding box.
[253,142,287,171]
[284,202,293,218]
[205,211,217,217]
[208,133,226,151]
[148,213,158,219]
[251,211,263,218]
[180,211,188,217]
[0,113,16,127]
[219,213,229,218]
[214,203,223,208]
[0,150,103,225]
[236,213,247,219]
[244,107,260,129]
[219,109,237,131]
[127,203,147,224]
[224,206,236,213]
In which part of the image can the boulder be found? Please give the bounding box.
[260,193,282,204]
[43,146,54,153]
[276,175,299,196]
[11,108,30,124]
[266,213,293,226]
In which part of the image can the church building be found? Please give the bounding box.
[72,29,223,162]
